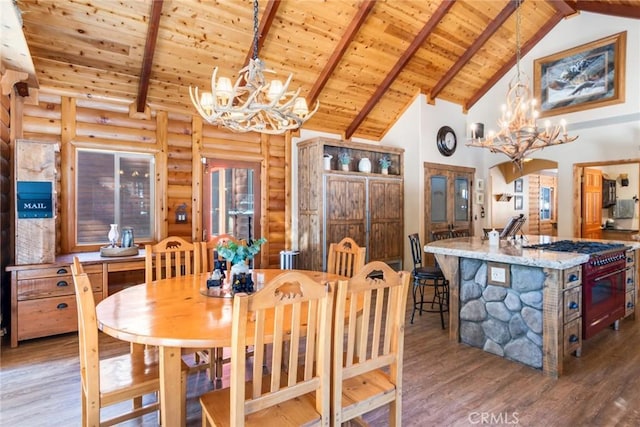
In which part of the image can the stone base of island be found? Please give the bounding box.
[424,235,639,378]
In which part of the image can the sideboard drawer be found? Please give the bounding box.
[626,267,635,292]
[562,266,582,289]
[16,264,102,280]
[17,273,102,300]
[563,286,582,323]
[626,249,635,269]
[16,293,103,340]
[563,318,582,357]
[625,290,635,318]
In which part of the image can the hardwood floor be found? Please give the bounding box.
[2,304,640,426]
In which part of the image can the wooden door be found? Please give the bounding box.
[324,175,367,269]
[424,162,474,249]
[582,168,603,239]
[368,178,403,268]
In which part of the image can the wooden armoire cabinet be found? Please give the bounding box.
[297,137,404,271]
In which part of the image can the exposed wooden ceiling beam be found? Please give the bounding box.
[547,0,578,16]
[307,0,376,106]
[136,0,163,113]
[243,0,281,66]
[464,10,566,111]
[345,0,456,140]
[430,0,518,101]
[566,0,640,19]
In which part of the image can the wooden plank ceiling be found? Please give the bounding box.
[7,0,640,141]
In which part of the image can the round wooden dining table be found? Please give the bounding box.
[95,269,343,427]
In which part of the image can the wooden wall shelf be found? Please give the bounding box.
[494,193,513,202]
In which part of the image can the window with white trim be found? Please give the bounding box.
[76,149,154,245]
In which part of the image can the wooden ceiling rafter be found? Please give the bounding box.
[243,0,281,67]
[429,0,518,102]
[464,9,567,112]
[136,0,164,113]
[568,0,640,19]
[547,0,579,16]
[344,0,456,140]
[13,0,636,140]
[307,0,377,106]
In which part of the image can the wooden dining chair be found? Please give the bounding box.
[200,234,241,381]
[451,228,470,238]
[145,236,207,375]
[200,234,239,274]
[199,271,334,426]
[332,261,411,426]
[327,236,366,277]
[71,257,187,426]
[145,236,200,283]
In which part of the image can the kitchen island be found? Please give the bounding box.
[424,235,638,378]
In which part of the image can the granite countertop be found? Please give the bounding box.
[424,235,640,269]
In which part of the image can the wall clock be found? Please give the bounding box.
[437,126,457,156]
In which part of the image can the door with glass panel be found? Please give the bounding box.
[424,163,474,263]
[202,159,262,266]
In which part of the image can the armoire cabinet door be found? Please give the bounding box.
[369,178,403,267]
[324,176,367,267]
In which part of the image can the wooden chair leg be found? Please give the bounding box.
[214,347,224,381]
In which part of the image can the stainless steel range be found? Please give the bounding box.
[525,240,629,339]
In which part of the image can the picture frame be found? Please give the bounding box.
[514,195,523,211]
[475,192,485,205]
[475,178,485,192]
[514,178,523,193]
[534,31,626,117]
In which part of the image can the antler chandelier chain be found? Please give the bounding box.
[189,0,319,135]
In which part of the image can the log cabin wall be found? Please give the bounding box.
[1,90,12,334]
[11,89,290,268]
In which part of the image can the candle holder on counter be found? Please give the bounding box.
[100,224,139,257]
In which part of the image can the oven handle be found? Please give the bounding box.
[593,269,625,282]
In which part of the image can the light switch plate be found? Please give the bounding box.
[490,266,506,283]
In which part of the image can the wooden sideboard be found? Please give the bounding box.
[6,251,146,347]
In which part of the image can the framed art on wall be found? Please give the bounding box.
[534,31,626,117]
[475,179,485,192]
[514,178,523,193]
[514,195,523,211]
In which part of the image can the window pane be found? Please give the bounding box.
[77,150,154,245]
[540,187,552,220]
[119,157,153,237]
[204,161,259,242]
[430,175,447,222]
[454,178,469,221]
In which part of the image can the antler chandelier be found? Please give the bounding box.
[189,0,319,135]
[467,0,577,169]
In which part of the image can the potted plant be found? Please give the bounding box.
[379,155,392,174]
[338,150,351,171]
[217,237,267,275]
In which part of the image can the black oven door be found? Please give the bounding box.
[583,267,626,339]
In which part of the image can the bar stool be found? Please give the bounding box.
[408,233,449,329]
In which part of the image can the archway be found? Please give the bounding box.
[489,159,559,236]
